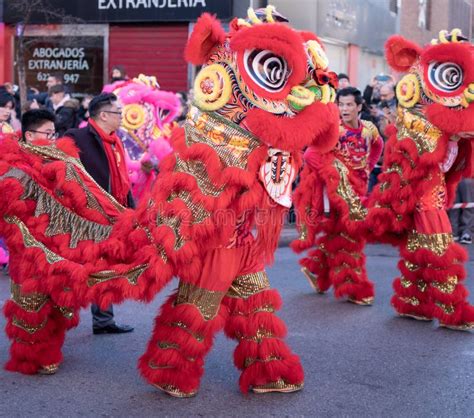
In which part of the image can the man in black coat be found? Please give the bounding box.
[65,93,134,334]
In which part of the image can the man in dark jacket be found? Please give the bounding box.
[50,84,78,136]
[65,93,134,334]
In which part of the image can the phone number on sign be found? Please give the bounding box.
[37,72,80,84]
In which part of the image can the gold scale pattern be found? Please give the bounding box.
[175,281,225,321]
[396,107,442,155]
[11,281,48,312]
[226,271,270,299]
[184,107,261,170]
[406,231,452,256]
[1,168,113,248]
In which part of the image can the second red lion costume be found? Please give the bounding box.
[293,29,474,330]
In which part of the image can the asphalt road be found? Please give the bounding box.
[0,244,473,417]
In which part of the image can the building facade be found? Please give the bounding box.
[399,0,473,45]
[0,0,239,94]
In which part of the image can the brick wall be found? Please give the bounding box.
[400,0,473,46]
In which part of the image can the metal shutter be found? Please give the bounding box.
[109,24,189,92]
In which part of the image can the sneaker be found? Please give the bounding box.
[460,234,472,245]
[453,235,460,242]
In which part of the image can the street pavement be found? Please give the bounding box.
[0,242,473,417]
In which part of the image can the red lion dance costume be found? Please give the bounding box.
[293,29,474,330]
[1,7,338,396]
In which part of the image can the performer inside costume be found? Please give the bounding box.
[293,88,382,305]
[367,29,474,330]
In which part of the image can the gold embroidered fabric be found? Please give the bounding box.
[231,304,275,317]
[169,321,205,342]
[406,231,452,256]
[174,156,224,197]
[400,296,420,306]
[64,163,113,222]
[435,301,455,314]
[404,261,419,272]
[21,142,124,212]
[56,306,75,319]
[11,281,49,312]
[236,328,275,343]
[332,159,367,221]
[227,271,270,299]
[12,316,47,334]
[87,264,148,287]
[1,168,113,248]
[4,216,64,264]
[431,276,458,294]
[396,108,442,155]
[156,213,186,250]
[244,355,282,368]
[400,277,412,288]
[167,191,209,224]
[175,282,225,320]
[185,106,261,169]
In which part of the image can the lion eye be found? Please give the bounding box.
[244,49,290,93]
[428,61,463,92]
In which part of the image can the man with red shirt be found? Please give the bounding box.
[296,87,383,305]
[65,93,134,335]
[336,87,383,193]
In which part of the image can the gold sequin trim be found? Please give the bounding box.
[406,231,452,256]
[156,213,186,250]
[153,383,197,398]
[175,282,225,321]
[12,316,47,334]
[148,361,175,370]
[244,355,282,368]
[396,107,442,155]
[167,191,209,224]
[87,264,148,287]
[431,276,458,294]
[185,106,261,169]
[252,379,304,393]
[417,280,427,292]
[299,223,308,241]
[232,304,275,316]
[436,302,455,315]
[400,277,412,288]
[385,163,403,177]
[38,363,59,375]
[236,328,275,343]
[169,321,205,342]
[64,163,113,222]
[4,216,64,264]
[333,159,367,221]
[1,168,113,248]
[11,281,49,312]
[405,261,419,272]
[56,306,74,319]
[400,296,420,306]
[227,271,270,299]
[174,156,224,197]
[22,142,124,212]
[158,341,181,350]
